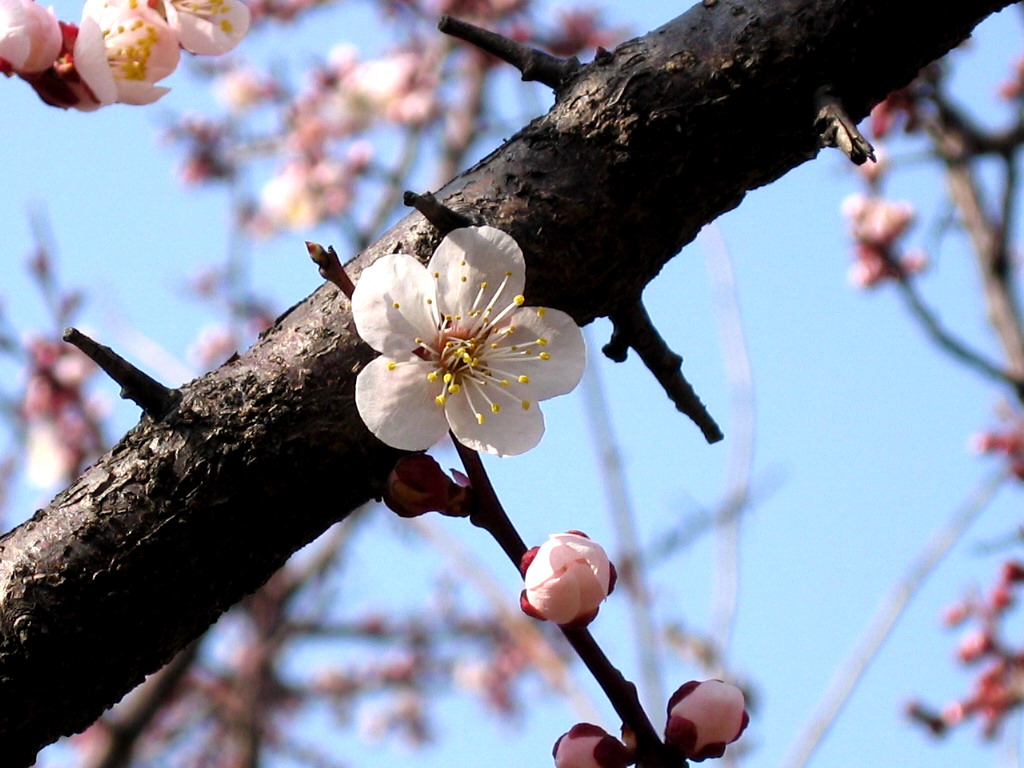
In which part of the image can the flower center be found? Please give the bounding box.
[414,279,552,425]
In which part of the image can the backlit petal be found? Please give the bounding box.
[352,253,438,358]
[431,226,525,318]
[165,0,250,55]
[355,357,448,450]
[498,306,585,400]
[445,381,544,456]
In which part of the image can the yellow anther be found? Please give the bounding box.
[500,379,510,386]
[387,362,397,371]
[480,281,488,289]
[461,260,467,266]
[491,343,499,349]
[448,384,461,394]
[537,337,548,346]
[476,412,485,424]
[433,271,440,278]
[505,271,512,277]
[510,345,519,351]
[435,395,446,406]
[426,298,433,305]
[540,352,551,360]
[518,375,529,384]
[427,372,439,382]
[461,276,468,282]
[415,337,423,344]
[513,294,525,306]
[443,373,453,383]
[491,403,501,413]
[392,302,400,309]
[522,400,531,410]
[537,307,546,317]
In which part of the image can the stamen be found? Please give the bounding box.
[539,352,551,360]
[388,362,397,371]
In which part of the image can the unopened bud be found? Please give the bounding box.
[665,680,749,762]
[383,454,470,518]
[552,723,631,768]
[520,531,616,627]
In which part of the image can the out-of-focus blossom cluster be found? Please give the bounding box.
[907,561,1024,738]
[997,55,1024,101]
[0,0,249,111]
[20,334,103,488]
[184,265,277,370]
[969,409,1024,481]
[841,193,927,289]
[168,0,628,238]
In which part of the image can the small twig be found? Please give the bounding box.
[62,327,180,420]
[451,436,675,768]
[604,301,724,444]
[305,242,355,298]
[779,470,1006,768]
[438,15,580,91]
[886,259,1024,396]
[403,191,475,236]
[814,87,876,165]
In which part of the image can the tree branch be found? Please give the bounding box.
[0,0,1013,763]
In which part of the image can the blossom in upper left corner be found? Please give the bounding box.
[0,0,61,75]
[351,226,586,457]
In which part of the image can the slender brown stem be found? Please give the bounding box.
[450,435,674,767]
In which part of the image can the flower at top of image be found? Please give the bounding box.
[0,0,61,75]
[163,0,249,55]
[72,0,182,106]
[351,225,586,457]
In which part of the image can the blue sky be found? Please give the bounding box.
[3,2,1024,768]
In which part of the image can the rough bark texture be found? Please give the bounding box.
[0,0,1012,763]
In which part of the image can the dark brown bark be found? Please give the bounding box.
[0,0,1012,763]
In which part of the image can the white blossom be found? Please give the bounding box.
[351,226,585,456]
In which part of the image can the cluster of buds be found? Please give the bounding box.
[969,414,1024,481]
[841,193,927,289]
[908,560,1024,738]
[0,0,249,111]
[553,681,749,768]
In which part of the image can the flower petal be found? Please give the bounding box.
[71,12,116,105]
[352,253,438,358]
[445,381,545,456]
[0,0,31,70]
[498,306,585,400]
[355,357,448,450]
[430,226,525,319]
[165,0,250,55]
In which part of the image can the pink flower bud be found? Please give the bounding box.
[956,630,992,664]
[552,723,631,768]
[383,453,470,518]
[665,680,749,762]
[520,532,615,627]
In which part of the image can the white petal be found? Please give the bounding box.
[115,81,171,105]
[355,357,449,451]
[0,0,31,70]
[71,13,116,105]
[430,226,525,319]
[445,381,545,457]
[165,0,250,55]
[351,253,438,358]
[498,306,585,400]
